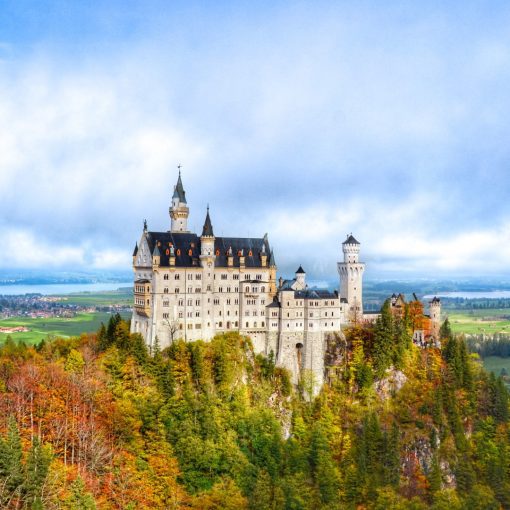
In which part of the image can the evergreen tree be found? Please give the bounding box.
[372,299,394,376]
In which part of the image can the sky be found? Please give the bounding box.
[1,1,510,281]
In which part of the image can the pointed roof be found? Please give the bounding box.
[343,233,360,245]
[269,249,276,267]
[153,244,161,257]
[296,265,306,274]
[201,206,214,237]
[132,242,138,256]
[172,170,187,203]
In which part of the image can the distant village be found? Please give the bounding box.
[0,294,130,321]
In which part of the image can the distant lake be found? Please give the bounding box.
[424,291,510,299]
[0,282,133,296]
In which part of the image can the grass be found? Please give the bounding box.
[51,288,133,307]
[0,311,132,345]
[446,308,510,336]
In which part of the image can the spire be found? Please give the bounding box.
[143,219,147,232]
[343,233,360,245]
[269,249,276,267]
[296,265,306,274]
[172,166,187,203]
[153,244,161,256]
[201,205,214,237]
[132,242,138,256]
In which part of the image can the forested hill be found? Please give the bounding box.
[0,310,509,509]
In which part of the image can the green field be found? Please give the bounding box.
[447,308,510,335]
[52,288,133,306]
[482,356,510,376]
[0,311,132,345]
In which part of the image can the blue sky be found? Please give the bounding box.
[1,1,510,279]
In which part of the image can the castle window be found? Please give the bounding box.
[165,249,170,255]
[261,286,265,292]
[235,298,239,304]
[175,274,180,280]
[261,322,265,327]
[310,312,313,317]
[216,249,220,256]
[178,299,183,306]
[187,324,192,330]
[235,287,238,292]
[214,298,219,305]
[195,274,202,280]
[256,274,262,280]
[219,321,223,328]
[195,300,200,306]
[164,288,169,294]
[163,313,169,319]
[219,310,222,316]
[175,288,180,294]
[195,288,200,293]
[244,274,250,280]
[227,298,231,305]
[207,285,211,291]
[187,299,192,306]
[188,274,193,280]
[249,250,253,256]
[254,321,257,327]
[219,287,223,292]
[195,312,200,317]
[233,274,239,280]
[163,301,169,307]
[235,321,238,327]
[188,249,193,256]
[246,322,249,328]
[187,312,192,318]
[227,287,231,292]
[176,249,181,256]
[261,300,265,305]
[221,274,228,280]
[164,274,169,280]
[195,324,201,329]
[188,287,192,293]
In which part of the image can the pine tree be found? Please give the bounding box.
[372,299,394,377]
[23,438,52,509]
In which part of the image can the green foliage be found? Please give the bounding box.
[1,315,510,509]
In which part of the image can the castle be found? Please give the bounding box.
[131,172,441,389]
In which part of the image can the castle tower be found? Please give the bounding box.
[169,169,189,232]
[294,266,306,290]
[200,206,215,260]
[429,297,441,338]
[337,234,365,319]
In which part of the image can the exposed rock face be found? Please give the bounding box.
[374,367,407,400]
[267,392,292,439]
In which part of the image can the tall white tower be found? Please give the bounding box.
[169,168,189,232]
[337,234,365,319]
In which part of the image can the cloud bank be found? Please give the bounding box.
[1,1,510,279]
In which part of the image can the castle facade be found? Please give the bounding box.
[131,172,440,389]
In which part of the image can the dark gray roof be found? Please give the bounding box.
[267,298,281,308]
[294,289,338,299]
[133,242,138,256]
[343,234,360,245]
[144,231,272,268]
[201,207,214,237]
[135,278,150,284]
[280,279,295,290]
[296,265,305,274]
[153,244,161,257]
[430,297,441,304]
[172,171,187,203]
[269,249,276,267]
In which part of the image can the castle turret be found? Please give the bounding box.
[337,234,365,319]
[169,169,189,232]
[200,206,215,259]
[294,266,306,290]
[429,297,441,338]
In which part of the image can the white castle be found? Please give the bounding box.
[131,172,439,389]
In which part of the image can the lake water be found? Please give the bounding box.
[0,282,133,296]
[423,291,510,299]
